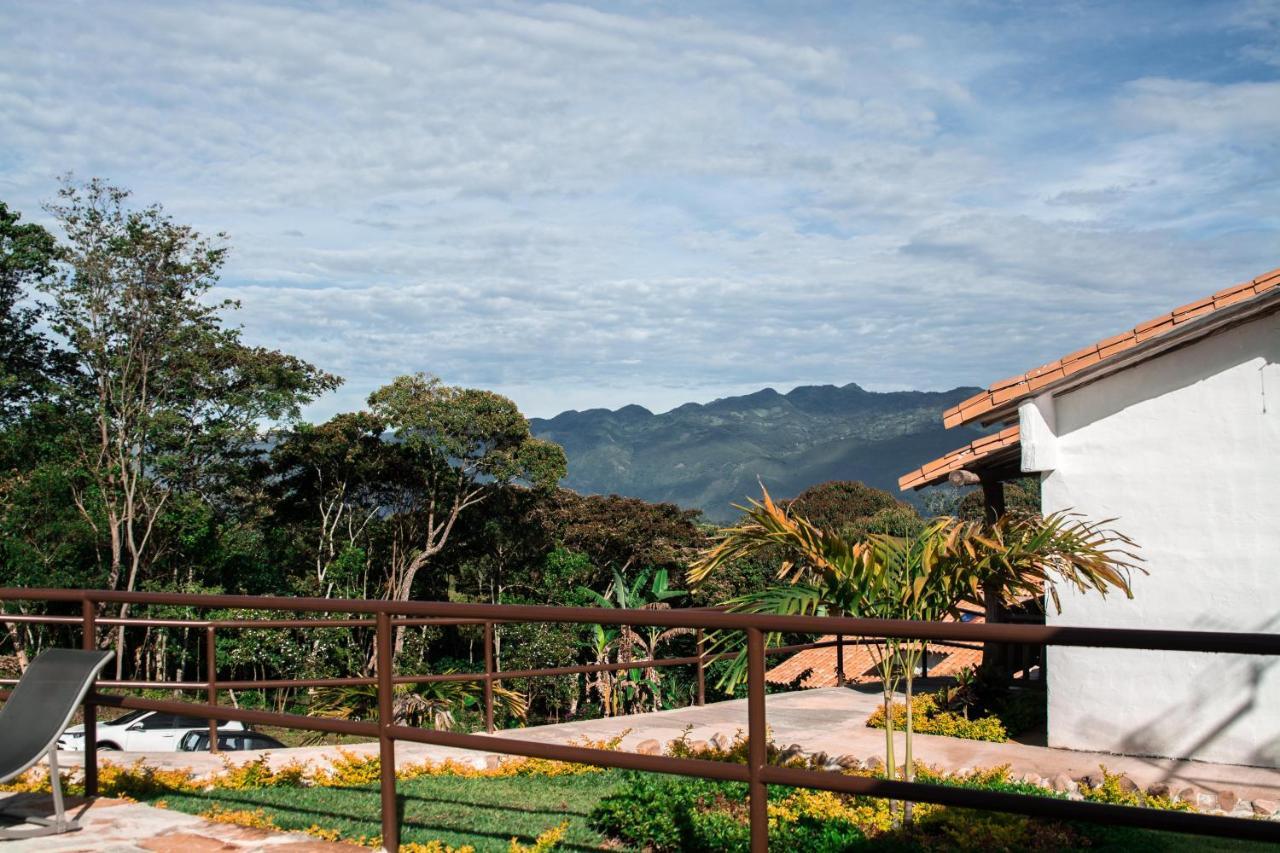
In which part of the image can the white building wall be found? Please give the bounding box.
[1040,309,1280,767]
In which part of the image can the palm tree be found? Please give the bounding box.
[688,486,1140,822]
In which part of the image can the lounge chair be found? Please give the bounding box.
[0,648,113,839]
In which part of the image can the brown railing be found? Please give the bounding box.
[1,588,1278,851]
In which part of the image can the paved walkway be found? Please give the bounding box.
[52,686,1280,804]
[0,794,360,852]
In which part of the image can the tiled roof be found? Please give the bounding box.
[765,633,984,689]
[942,266,1280,429]
[898,425,1020,491]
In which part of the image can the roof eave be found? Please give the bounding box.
[968,288,1280,428]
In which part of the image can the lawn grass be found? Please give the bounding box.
[141,770,627,852]
[137,770,1277,852]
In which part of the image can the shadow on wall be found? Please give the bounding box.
[1109,611,1280,771]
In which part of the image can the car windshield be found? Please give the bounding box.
[106,710,148,726]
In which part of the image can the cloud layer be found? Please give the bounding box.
[2,0,1278,417]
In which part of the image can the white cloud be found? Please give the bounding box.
[1,1,1277,419]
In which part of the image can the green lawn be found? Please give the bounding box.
[137,771,1277,853]
[141,771,626,852]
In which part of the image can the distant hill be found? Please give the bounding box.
[530,383,984,522]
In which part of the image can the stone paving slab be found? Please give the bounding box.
[0,794,362,852]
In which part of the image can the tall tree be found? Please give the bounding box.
[367,373,565,652]
[40,179,340,674]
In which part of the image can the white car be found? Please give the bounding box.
[59,710,246,752]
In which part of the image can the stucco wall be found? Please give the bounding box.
[1040,309,1280,768]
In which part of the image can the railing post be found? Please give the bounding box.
[483,620,495,734]
[205,626,219,753]
[375,611,399,852]
[695,629,706,706]
[80,597,98,797]
[747,627,767,853]
[835,633,846,686]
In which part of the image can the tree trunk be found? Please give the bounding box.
[980,476,1007,677]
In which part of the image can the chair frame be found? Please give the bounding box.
[0,648,113,840]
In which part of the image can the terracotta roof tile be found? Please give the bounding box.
[766,617,988,688]
[1134,315,1176,342]
[1097,335,1138,360]
[1213,279,1255,299]
[1172,295,1214,317]
[898,425,1020,491]
[1255,269,1280,292]
[939,265,1280,429]
[1213,287,1255,310]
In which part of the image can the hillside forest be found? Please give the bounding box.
[0,181,1034,728]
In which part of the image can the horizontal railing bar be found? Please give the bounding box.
[762,765,1280,843]
[211,619,372,629]
[99,618,214,628]
[6,639,843,692]
[218,677,375,690]
[0,679,212,689]
[88,692,380,738]
[0,614,84,624]
[5,588,1275,655]
[384,724,753,782]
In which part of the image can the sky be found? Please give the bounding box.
[2,1,1278,420]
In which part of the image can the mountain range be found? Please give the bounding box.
[530,383,984,522]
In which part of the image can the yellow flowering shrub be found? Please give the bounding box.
[198,803,280,831]
[867,693,1008,742]
[1080,766,1188,811]
[768,788,903,835]
[397,842,475,853]
[508,819,569,852]
[310,748,384,787]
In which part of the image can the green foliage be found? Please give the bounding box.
[533,490,705,582]
[957,477,1042,521]
[867,691,1009,742]
[1080,766,1190,811]
[369,373,565,492]
[310,676,528,732]
[0,201,65,420]
[787,480,912,533]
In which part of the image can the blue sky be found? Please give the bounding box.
[2,0,1278,418]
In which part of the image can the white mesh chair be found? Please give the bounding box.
[0,648,113,839]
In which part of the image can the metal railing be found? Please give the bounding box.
[1,588,1277,851]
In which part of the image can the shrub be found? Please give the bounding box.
[1080,766,1189,811]
[867,692,1008,742]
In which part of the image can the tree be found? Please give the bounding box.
[0,201,67,421]
[40,179,340,674]
[533,491,705,583]
[367,373,565,652]
[267,412,390,599]
[956,477,1041,521]
[785,480,906,532]
[688,486,1140,823]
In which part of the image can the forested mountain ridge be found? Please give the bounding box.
[531,383,984,521]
